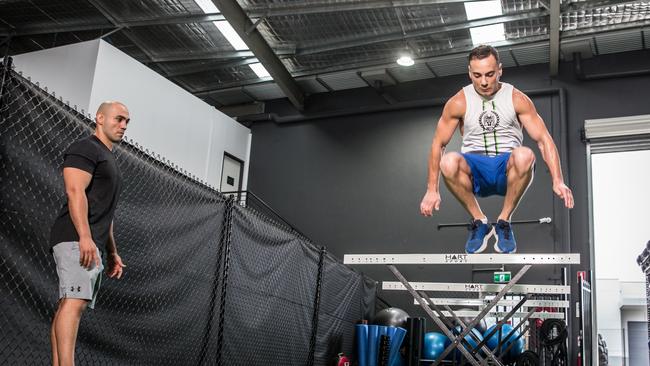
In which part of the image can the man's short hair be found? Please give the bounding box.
[468,45,500,64]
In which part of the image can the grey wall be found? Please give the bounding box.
[248,49,650,359]
[11,39,252,189]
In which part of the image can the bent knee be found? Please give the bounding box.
[510,147,535,170]
[439,153,464,177]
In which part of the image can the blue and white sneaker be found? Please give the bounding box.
[494,219,517,253]
[465,219,494,254]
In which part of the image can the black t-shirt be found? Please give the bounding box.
[50,135,122,249]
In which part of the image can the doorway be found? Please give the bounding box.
[220,152,244,201]
[586,115,650,366]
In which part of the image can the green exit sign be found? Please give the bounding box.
[493,271,511,283]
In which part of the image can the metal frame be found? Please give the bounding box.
[344,253,580,265]
[296,9,549,56]
[348,250,580,364]
[388,263,539,365]
[585,141,599,364]
[212,0,304,110]
[413,297,571,309]
[244,0,479,17]
[0,13,227,37]
[412,298,570,308]
[583,122,650,363]
[383,281,571,294]
[549,0,560,76]
[2,0,648,95]
[426,310,565,319]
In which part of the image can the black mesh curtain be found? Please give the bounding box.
[222,205,319,365]
[0,61,376,365]
[0,63,227,365]
[315,254,376,364]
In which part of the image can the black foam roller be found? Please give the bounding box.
[379,334,391,366]
[406,317,425,366]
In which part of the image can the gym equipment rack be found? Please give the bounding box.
[345,252,580,366]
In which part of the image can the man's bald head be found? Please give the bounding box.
[97,101,127,116]
[94,101,130,147]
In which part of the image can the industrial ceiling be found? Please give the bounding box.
[1,0,649,111]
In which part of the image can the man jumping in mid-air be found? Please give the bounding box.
[419,45,573,254]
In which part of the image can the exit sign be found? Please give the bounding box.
[493,271,511,283]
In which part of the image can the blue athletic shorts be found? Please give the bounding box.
[461,152,511,197]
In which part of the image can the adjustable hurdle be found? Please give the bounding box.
[344,253,580,366]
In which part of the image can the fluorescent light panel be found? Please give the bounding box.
[249,63,271,78]
[469,23,506,45]
[464,0,503,20]
[194,0,219,14]
[465,0,505,45]
[193,0,273,80]
[214,21,248,51]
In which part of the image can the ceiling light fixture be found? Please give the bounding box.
[249,63,271,78]
[469,23,506,45]
[397,55,415,67]
[464,0,502,20]
[464,0,505,45]
[193,0,273,80]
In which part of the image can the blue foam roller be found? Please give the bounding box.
[388,327,406,366]
[356,324,368,366]
[378,325,388,339]
[393,354,405,366]
[368,324,379,366]
[378,326,389,365]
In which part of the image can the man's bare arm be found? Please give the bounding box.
[63,167,101,268]
[420,91,466,216]
[514,89,574,208]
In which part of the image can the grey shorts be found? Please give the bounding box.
[52,241,103,309]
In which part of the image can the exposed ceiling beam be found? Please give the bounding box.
[294,36,556,77]
[86,0,158,63]
[192,35,555,95]
[0,13,225,37]
[164,57,259,78]
[193,77,274,96]
[560,18,650,37]
[563,0,643,11]
[538,0,550,11]
[298,9,549,56]
[212,0,304,110]
[144,48,294,63]
[549,0,560,76]
[165,15,650,95]
[244,0,477,17]
[115,13,225,27]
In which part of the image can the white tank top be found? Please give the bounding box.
[460,82,523,155]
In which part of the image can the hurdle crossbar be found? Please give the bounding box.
[383,281,571,294]
[412,298,570,308]
[344,253,580,265]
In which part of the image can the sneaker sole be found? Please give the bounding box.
[467,227,494,254]
[494,234,517,254]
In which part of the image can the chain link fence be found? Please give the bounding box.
[0,59,375,365]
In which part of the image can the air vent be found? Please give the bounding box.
[296,77,329,94]
[389,62,435,82]
[427,54,468,76]
[510,43,550,65]
[594,29,644,55]
[318,71,368,90]
[208,88,255,105]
